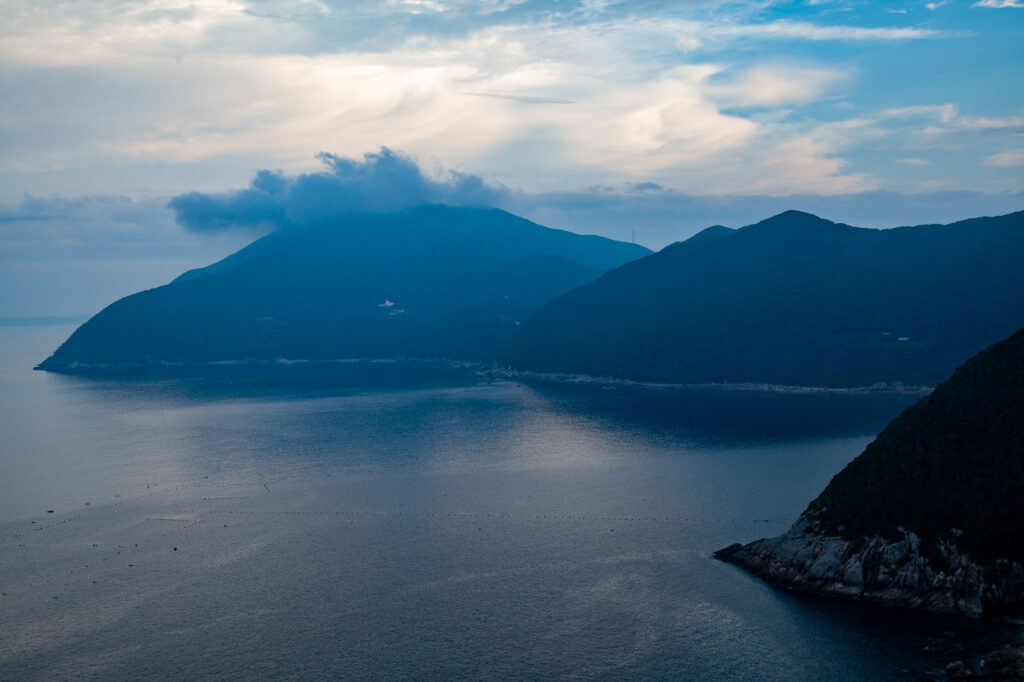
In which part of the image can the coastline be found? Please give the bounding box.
[715,518,1024,619]
[35,355,935,395]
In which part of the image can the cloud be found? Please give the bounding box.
[972,0,1023,6]
[0,0,1009,204]
[627,182,664,192]
[0,194,134,222]
[670,20,943,43]
[985,149,1024,167]
[4,182,1023,317]
[228,0,731,53]
[707,63,850,108]
[0,193,245,256]
[0,192,254,316]
[463,91,576,104]
[926,0,954,9]
[0,28,877,197]
[862,105,1024,168]
[164,147,1023,247]
[880,104,958,122]
[954,115,1024,131]
[168,148,508,232]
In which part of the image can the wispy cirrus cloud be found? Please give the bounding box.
[879,104,959,122]
[669,19,945,43]
[986,149,1024,167]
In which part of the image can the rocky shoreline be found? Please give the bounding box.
[917,635,1024,680]
[715,518,1024,618]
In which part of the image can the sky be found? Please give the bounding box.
[1,0,1023,317]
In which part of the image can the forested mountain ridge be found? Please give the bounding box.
[503,209,1024,388]
[36,205,649,372]
[805,326,1024,567]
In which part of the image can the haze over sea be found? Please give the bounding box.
[2,324,1017,680]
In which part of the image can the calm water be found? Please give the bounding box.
[0,326,1017,680]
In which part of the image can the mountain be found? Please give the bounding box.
[503,210,1024,388]
[37,205,649,372]
[716,327,1024,616]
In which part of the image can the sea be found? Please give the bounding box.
[1,325,1019,681]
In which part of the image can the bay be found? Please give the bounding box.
[0,326,1015,680]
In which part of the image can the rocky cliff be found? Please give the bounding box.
[716,326,1024,617]
[715,519,1024,617]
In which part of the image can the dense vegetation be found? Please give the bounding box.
[806,327,1024,567]
[504,210,1024,387]
[39,207,1024,391]
[37,205,648,370]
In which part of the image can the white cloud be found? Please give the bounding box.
[880,104,958,122]
[723,136,875,195]
[842,105,1024,163]
[670,19,943,42]
[707,63,851,108]
[0,0,991,201]
[926,0,954,9]
[557,66,760,177]
[972,0,1024,7]
[985,149,1024,166]
[955,115,1024,130]
[0,2,877,197]
[0,0,268,67]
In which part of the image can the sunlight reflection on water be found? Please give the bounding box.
[1,326,1016,681]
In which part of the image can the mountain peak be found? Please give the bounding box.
[686,224,735,243]
[745,210,840,231]
[38,206,647,372]
[505,209,1024,388]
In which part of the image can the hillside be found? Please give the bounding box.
[36,205,649,372]
[503,210,1024,388]
[805,326,1024,567]
[716,327,1024,616]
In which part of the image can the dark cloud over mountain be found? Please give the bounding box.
[166,146,1024,245]
[168,148,508,233]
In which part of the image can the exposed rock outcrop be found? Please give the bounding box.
[715,518,1024,617]
[716,326,1024,617]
